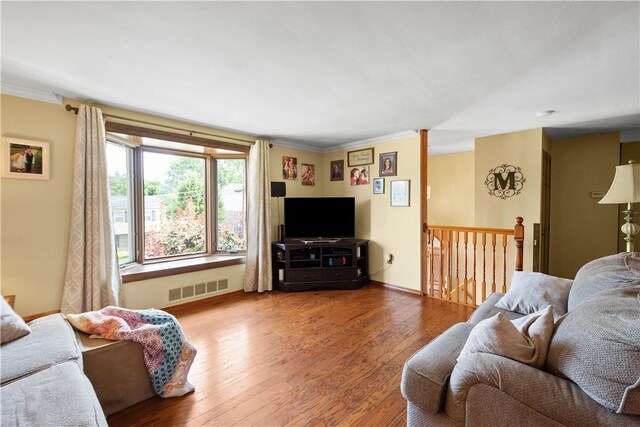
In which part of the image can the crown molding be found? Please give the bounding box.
[327,130,419,153]
[621,129,640,143]
[271,138,326,153]
[0,83,63,105]
[273,130,419,154]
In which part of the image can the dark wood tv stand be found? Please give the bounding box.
[271,239,369,292]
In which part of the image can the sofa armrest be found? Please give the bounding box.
[401,322,475,414]
[446,352,640,426]
[466,292,524,325]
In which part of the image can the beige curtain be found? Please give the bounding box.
[61,105,123,314]
[244,138,272,292]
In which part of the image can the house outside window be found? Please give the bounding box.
[144,209,157,223]
[113,210,127,223]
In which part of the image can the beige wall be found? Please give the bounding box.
[1,94,254,316]
[124,264,246,309]
[427,151,475,226]
[475,128,544,272]
[323,135,422,291]
[268,145,324,237]
[269,137,424,292]
[1,95,76,316]
[549,132,620,278]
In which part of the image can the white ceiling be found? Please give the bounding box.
[1,2,639,154]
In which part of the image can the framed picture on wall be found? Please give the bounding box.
[301,163,315,186]
[390,179,410,207]
[379,151,397,176]
[282,156,298,180]
[2,137,50,180]
[350,165,370,186]
[330,159,344,181]
[373,178,385,194]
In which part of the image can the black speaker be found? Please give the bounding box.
[271,182,286,197]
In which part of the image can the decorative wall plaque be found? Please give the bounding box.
[347,147,374,167]
[485,164,525,199]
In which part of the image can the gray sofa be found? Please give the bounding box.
[1,314,107,426]
[401,253,640,426]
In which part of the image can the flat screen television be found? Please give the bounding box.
[284,197,355,240]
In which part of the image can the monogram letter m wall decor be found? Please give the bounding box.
[485,164,525,199]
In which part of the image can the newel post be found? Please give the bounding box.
[514,217,524,271]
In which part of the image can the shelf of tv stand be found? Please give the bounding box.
[271,239,369,292]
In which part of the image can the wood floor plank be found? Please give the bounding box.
[324,334,436,426]
[107,285,473,426]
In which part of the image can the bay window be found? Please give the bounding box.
[105,123,248,267]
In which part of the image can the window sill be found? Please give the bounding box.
[121,254,246,283]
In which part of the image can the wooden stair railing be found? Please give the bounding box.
[425,217,524,307]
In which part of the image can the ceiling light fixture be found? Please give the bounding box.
[536,110,555,118]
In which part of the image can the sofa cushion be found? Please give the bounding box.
[568,252,640,311]
[495,271,573,321]
[401,322,475,414]
[458,306,554,369]
[0,360,107,426]
[0,297,30,344]
[467,292,524,325]
[0,314,81,384]
[448,353,640,426]
[546,286,640,414]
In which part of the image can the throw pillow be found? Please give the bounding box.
[546,286,640,415]
[458,305,554,369]
[1,296,31,344]
[495,271,573,321]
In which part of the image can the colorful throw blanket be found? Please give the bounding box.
[67,306,196,398]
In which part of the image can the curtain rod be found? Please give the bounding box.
[64,104,260,145]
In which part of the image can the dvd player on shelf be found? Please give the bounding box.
[299,239,339,244]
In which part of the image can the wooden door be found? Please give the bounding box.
[540,150,551,273]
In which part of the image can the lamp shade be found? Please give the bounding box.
[599,163,640,204]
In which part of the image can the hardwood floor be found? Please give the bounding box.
[108,285,474,426]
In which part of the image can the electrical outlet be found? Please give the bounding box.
[386,253,394,264]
